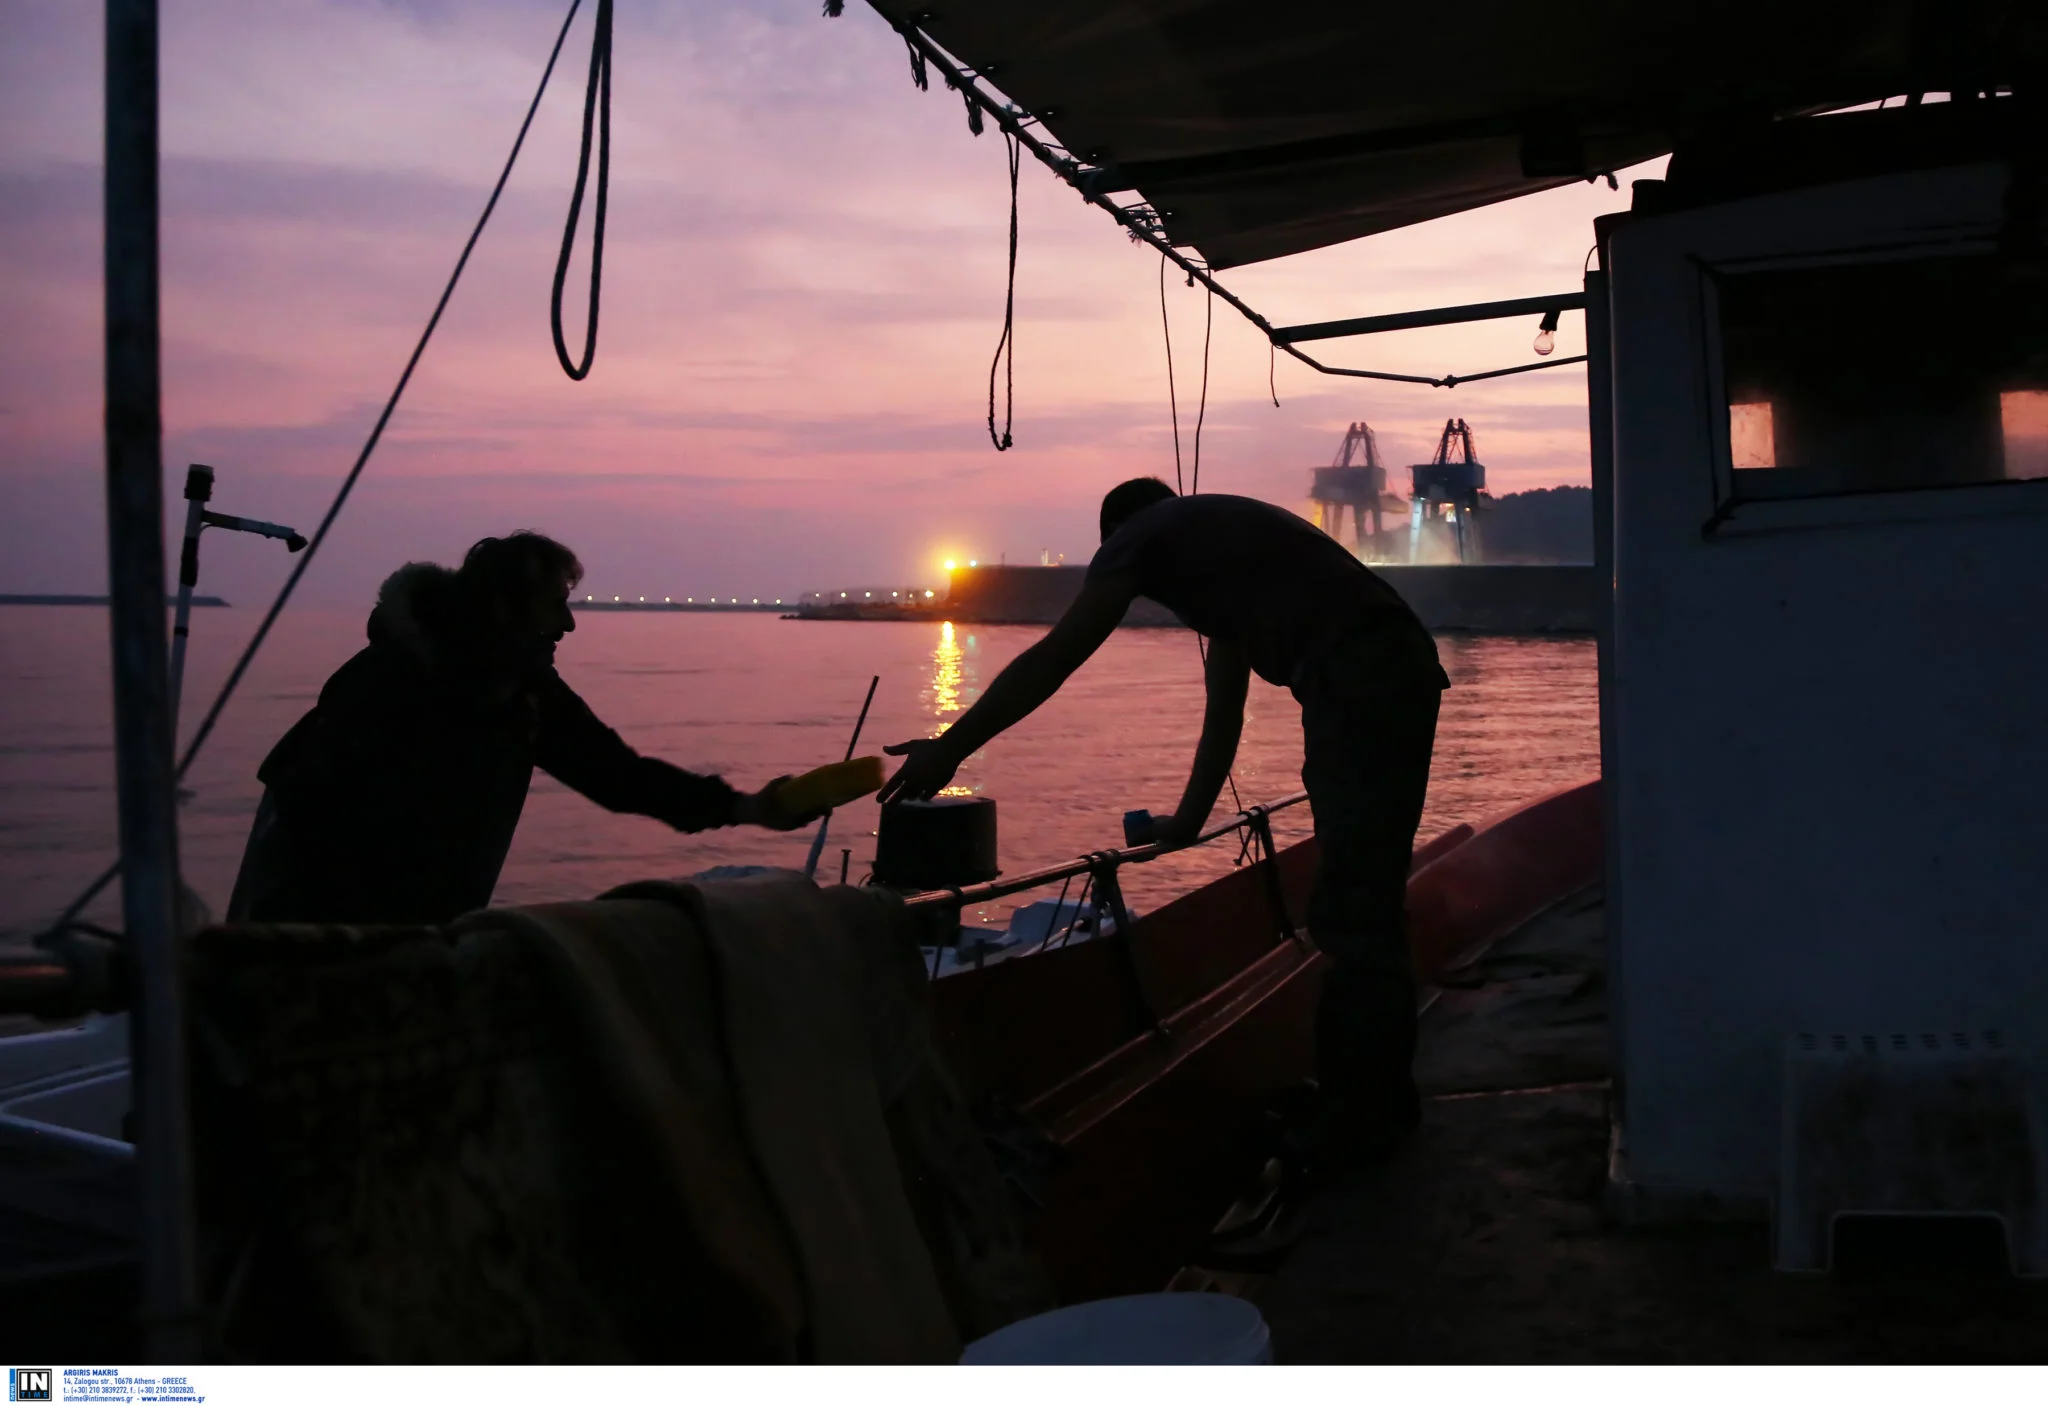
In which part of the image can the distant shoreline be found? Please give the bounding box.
[0,594,229,607]
[784,562,1599,633]
[572,600,783,613]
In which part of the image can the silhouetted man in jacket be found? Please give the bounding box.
[882,479,1448,1168]
[229,531,809,925]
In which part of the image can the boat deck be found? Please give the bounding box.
[1257,889,2048,1362]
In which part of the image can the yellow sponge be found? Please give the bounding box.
[775,755,886,817]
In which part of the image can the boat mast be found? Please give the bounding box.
[105,0,201,1362]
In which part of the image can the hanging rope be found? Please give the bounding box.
[987,131,1019,451]
[1158,259,1241,813]
[1190,283,1213,495]
[550,0,612,381]
[38,0,589,943]
[1268,340,1279,407]
[1179,280,1236,810]
[1158,253,1184,493]
[1187,280,1240,809]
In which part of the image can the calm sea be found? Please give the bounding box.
[0,607,1598,941]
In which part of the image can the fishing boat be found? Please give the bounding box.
[837,0,2048,1355]
[5,0,2046,1365]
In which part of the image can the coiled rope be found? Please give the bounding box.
[550,0,612,381]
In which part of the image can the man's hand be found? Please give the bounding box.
[733,778,821,832]
[1124,809,1203,848]
[874,573,1131,807]
[879,737,962,804]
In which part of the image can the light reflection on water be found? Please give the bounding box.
[0,609,1598,938]
[926,619,966,727]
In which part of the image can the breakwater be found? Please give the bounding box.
[787,563,1596,634]
[1370,565,1597,634]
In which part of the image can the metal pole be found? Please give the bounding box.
[1271,292,1588,345]
[1247,809,1301,948]
[169,466,213,741]
[1584,265,1625,1094]
[106,0,201,1362]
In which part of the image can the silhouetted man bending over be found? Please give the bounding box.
[882,479,1448,1165]
[230,531,811,926]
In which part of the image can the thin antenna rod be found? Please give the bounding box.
[804,674,880,879]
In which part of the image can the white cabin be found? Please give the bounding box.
[1598,103,2048,1245]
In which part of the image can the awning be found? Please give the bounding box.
[862,0,2045,268]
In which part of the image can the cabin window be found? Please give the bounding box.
[1715,251,2048,499]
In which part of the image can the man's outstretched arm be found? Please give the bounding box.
[880,569,1135,801]
[535,675,812,831]
[1156,636,1250,845]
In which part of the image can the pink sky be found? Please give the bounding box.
[0,0,1658,609]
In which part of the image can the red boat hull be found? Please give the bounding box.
[931,779,1602,1302]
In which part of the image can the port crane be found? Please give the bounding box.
[1408,417,1486,562]
[1308,422,1393,549]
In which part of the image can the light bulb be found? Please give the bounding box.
[1533,328,1556,356]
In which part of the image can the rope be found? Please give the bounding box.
[986,131,1019,451]
[1054,873,1094,950]
[1158,254,1183,493]
[1268,340,1279,407]
[1157,259,1242,814]
[1037,872,1075,953]
[550,0,612,381]
[1187,280,1241,809]
[1190,283,1212,496]
[38,0,589,943]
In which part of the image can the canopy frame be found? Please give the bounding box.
[880,11,1597,391]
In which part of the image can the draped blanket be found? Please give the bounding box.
[189,874,1049,1362]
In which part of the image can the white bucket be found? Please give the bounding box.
[959,1293,1272,1365]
